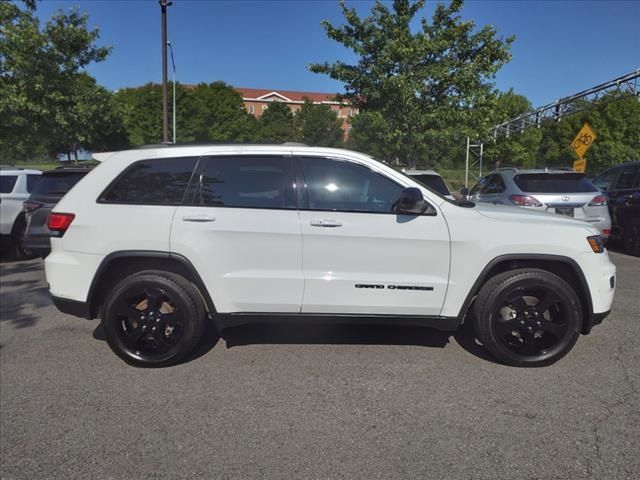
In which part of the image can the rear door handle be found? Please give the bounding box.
[182,214,216,223]
[310,219,343,228]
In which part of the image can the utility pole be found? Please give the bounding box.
[159,0,172,143]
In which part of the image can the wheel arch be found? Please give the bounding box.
[458,254,595,334]
[87,250,216,320]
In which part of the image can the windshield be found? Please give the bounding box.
[514,173,597,193]
[409,174,451,196]
[32,172,87,196]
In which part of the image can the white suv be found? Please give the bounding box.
[1,166,42,257]
[45,145,616,367]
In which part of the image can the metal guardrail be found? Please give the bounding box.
[491,69,640,140]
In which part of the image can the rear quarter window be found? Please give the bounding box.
[514,173,597,193]
[0,175,18,193]
[26,174,41,193]
[99,157,198,205]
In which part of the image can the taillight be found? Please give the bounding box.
[588,195,608,206]
[47,213,75,237]
[602,229,611,236]
[509,194,542,207]
[23,200,44,213]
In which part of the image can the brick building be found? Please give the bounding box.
[234,87,357,137]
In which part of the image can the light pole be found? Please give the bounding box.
[159,0,172,144]
[167,41,176,144]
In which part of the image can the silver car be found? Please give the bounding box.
[467,168,612,238]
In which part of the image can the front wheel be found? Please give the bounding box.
[473,268,583,367]
[102,271,206,367]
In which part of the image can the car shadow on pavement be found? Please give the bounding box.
[92,320,220,366]
[0,274,52,329]
[92,317,500,366]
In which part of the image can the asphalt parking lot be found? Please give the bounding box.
[1,251,638,480]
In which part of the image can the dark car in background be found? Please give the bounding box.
[592,161,640,256]
[22,166,91,257]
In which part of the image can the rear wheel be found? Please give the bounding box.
[473,268,583,367]
[102,271,206,367]
[10,214,31,260]
[623,218,640,256]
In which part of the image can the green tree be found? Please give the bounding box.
[257,101,294,143]
[112,83,164,145]
[113,82,258,146]
[484,90,542,169]
[180,82,257,142]
[49,74,128,158]
[0,1,114,159]
[294,100,344,147]
[310,0,513,168]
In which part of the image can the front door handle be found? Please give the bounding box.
[182,214,216,223]
[310,219,343,228]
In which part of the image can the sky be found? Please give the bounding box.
[34,0,640,108]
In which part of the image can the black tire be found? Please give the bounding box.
[623,218,640,257]
[10,214,31,260]
[473,268,583,367]
[102,270,206,367]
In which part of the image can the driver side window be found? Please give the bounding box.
[299,156,402,213]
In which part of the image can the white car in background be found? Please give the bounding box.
[0,166,42,257]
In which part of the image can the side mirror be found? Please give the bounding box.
[460,187,469,196]
[392,187,430,215]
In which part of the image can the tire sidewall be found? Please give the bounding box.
[102,273,202,367]
[475,271,583,367]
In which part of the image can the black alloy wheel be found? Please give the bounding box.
[473,268,582,367]
[103,271,206,367]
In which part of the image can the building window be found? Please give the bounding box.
[262,105,268,111]
[248,105,255,114]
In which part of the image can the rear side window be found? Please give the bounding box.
[26,174,41,193]
[480,174,506,194]
[193,156,294,209]
[514,173,597,193]
[33,172,86,196]
[1,175,17,193]
[614,167,639,190]
[100,157,198,205]
[300,156,402,213]
[411,174,450,196]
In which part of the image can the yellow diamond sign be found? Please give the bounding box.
[573,158,586,173]
[571,123,596,159]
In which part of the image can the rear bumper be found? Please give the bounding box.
[51,295,90,319]
[22,234,51,256]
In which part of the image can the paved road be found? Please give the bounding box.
[1,252,639,480]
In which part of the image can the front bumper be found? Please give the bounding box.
[583,309,611,334]
[51,295,91,319]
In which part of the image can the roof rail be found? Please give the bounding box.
[133,141,310,149]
